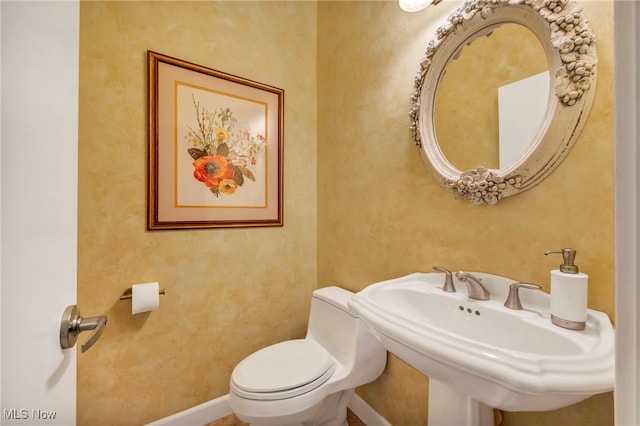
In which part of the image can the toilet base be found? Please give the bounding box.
[237,389,355,426]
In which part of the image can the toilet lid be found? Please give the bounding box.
[231,339,335,397]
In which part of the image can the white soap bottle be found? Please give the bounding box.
[544,248,588,330]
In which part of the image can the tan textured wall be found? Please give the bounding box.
[317,1,614,425]
[77,2,317,425]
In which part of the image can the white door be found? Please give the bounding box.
[1,2,79,425]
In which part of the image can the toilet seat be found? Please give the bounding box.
[231,339,335,401]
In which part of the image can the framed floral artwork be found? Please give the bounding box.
[147,51,284,230]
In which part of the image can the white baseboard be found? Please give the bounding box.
[349,393,392,426]
[145,394,233,426]
[145,393,390,426]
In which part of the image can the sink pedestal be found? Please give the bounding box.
[428,380,494,426]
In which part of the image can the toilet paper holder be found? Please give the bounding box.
[119,287,166,300]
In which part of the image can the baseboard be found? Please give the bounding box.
[145,393,390,426]
[349,393,392,426]
[145,394,233,426]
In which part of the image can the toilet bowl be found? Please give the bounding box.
[229,286,387,426]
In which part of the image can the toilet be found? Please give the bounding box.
[229,286,387,426]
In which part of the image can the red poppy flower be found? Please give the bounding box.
[192,155,234,188]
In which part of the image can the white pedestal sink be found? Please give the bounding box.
[348,272,615,425]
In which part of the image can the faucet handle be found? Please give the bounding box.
[433,266,456,293]
[504,283,541,310]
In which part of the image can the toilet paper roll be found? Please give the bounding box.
[132,282,160,314]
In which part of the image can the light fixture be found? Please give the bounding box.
[399,0,443,12]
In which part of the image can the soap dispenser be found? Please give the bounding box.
[544,248,588,330]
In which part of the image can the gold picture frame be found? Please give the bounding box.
[147,51,284,230]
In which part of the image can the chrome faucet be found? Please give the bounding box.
[455,271,490,300]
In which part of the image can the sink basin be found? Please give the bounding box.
[348,272,614,419]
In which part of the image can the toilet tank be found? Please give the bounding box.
[306,286,362,364]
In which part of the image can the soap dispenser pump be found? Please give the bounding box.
[545,248,588,330]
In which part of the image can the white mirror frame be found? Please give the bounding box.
[410,0,597,205]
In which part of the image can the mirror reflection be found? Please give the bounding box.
[434,23,549,171]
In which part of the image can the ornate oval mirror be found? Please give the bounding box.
[410,0,597,204]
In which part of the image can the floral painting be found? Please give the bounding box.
[184,95,266,198]
[148,51,283,230]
